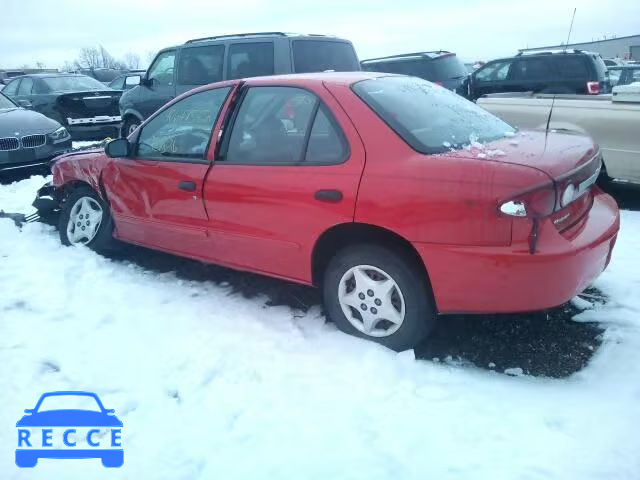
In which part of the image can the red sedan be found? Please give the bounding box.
[39,72,620,351]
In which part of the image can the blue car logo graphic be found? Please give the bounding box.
[16,391,123,468]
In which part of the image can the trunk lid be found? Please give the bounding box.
[56,90,121,122]
[444,130,599,179]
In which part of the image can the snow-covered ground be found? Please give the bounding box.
[1,176,640,480]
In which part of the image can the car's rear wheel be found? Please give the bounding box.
[323,244,436,351]
[58,186,115,252]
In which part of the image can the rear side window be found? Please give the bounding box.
[509,58,553,80]
[18,78,33,95]
[227,42,274,80]
[177,45,224,85]
[305,105,348,164]
[293,41,359,73]
[225,87,318,164]
[556,56,589,79]
[353,76,514,155]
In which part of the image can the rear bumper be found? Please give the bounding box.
[416,189,620,313]
[68,123,120,141]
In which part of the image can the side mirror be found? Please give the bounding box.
[17,99,33,109]
[105,138,131,158]
[140,76,153,87]
[24,409,34,414]
[125,75,141,87]
[104,409,115,414]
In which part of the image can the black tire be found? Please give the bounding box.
[121,117,140,138]
[323,244,436,351]
[58,186,115,253]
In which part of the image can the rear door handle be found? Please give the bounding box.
[178,181,197,192]
[314,189,343,203]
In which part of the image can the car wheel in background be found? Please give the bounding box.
[58,186,115,253]
[122,117,140,138]
[323,244,436,351]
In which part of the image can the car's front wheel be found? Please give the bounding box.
[323,244,436,351]
[58,186,115,252]
[122,117,140,138]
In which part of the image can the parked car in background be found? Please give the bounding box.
[361,51,468,91]
[0,92,71,174]
[119,32,360,136]
[461,50,611,100]
[477,86,640,184]
[608,65,640,87]
[108,71,146,91]
[603,58,624,67]
[35,73,619,351]
[2,74,122,140]
[78,68,128,85]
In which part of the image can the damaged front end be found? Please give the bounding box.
[31,181,62,224]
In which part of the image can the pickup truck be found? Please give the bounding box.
[477,84,640,184]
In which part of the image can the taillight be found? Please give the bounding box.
[499,183,556,218]
[586,81,600,94]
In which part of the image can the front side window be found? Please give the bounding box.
[148,50,176,86]
[227,42,274,80]
[474,60,511,82]
[17,77,33,95]
[109,77,125,90]
[137,87,230,160]
[177,45,224,85]
[225,87,318,164]
[0,93,16,109]
[293,41,359,73]
[353,76,515,155]
[608,68,623,86]
[2,79,20,96]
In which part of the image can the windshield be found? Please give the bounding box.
[293,40,359,73]
[37,394,102,412]
[0,93,16,109]
[42,75,107,92]
[353,76,515,154]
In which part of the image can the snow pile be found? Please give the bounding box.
[1,176,640,479]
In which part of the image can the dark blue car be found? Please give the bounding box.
[16,391,123,468]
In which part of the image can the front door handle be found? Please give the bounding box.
[178,181,197,192]
[314,189,343,203]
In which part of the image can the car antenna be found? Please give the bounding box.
[564,8,577,52]
[545,95,556,138]
[547,7,575,137]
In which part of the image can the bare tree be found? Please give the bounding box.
[123,52,141,70]
[76,47,101,69]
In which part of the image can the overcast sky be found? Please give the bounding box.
[2,0,639,69]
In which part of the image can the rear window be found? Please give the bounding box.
[591,55,608,80]
[42,75,106,92]
[362,55,467,82]
[352,76,515,155]
[293,40,359,73]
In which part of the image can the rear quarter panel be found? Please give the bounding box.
[326,83,550,247]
